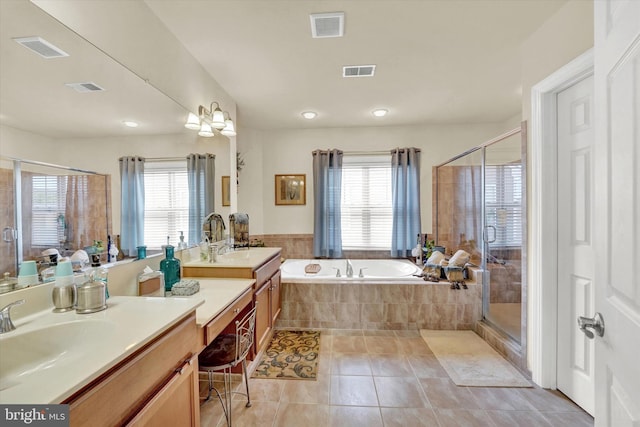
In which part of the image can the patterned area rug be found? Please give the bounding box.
[252,330,320,380]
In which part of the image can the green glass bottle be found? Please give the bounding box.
[160,245,181,292]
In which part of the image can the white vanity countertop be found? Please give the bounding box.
[177,278,255,327]
[0,296,203,404]
[182,247,281,270]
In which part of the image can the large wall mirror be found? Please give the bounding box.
[0,0,231,292]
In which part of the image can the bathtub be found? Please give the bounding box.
[278,258,483,330]
[280,259,423,281]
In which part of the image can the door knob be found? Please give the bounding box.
[577,312,605,339]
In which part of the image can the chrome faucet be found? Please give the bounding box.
[0,299,25,334]
[217,243,231,255]
[346,259,354,278]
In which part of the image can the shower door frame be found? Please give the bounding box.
[435,124,527,355]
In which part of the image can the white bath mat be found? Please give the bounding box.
[420,330,531,387]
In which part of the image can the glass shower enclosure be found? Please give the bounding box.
[435,124,527,346]
[1,156,111,280]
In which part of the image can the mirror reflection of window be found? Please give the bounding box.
[31,175,66,247]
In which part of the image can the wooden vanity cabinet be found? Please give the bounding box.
[254,279,271,352]
[181,248,282,355]
[270,270,281,324]
[65,313,200,427]
[252,255,282,353]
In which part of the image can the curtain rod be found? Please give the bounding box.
[144,157,186,162]
[343,150,390,156]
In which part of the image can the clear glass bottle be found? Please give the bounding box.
[160,245,181,292]
[199,233,209,261]
[177,231,188,250]
[94,267,110,300]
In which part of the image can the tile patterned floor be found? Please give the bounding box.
[199,329,594,427]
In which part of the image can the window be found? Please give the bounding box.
[341,155,393,250]
[144,161,189,250]
[31,175,66,247]
[485,164,522,247]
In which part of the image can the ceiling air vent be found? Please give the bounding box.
[13,36,69,59]
[310,12,344,38]
[65,82,106,93]
[343,65,376,78]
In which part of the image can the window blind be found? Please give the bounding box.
[485,164,522,247]
[341,155,392,250]
[31,175,66,247]
[143,161,189,250]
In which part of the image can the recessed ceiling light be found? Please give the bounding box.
[301,111,317,120]
[372,109,388,117]
[123,120,138,128]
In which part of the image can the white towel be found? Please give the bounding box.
[426,251,445,265]
[448,249,471,267]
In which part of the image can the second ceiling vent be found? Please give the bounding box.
[310,12,344,38]
[343,65,376,78]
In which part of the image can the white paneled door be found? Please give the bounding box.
[594,1,640,426]
[557,74,595,415]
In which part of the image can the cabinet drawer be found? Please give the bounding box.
[204,287,253,347]
[126,354,199,427]
[67,313,197,427]
[253,255,281,287]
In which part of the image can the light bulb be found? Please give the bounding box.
[221,118,236,136]
[184,112,200,130]
[198,123,214,137]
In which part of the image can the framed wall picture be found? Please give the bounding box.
[275,174,306,205]
[222,175,230,206]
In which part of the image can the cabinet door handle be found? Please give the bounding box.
[175,354,194,375]
[234,308,240,313]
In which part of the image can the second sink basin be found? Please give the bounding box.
[0,319,115,391]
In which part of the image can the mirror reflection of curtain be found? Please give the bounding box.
[312,149,343,258]
[390,147,421,257]
[65,175,89,250]
[120,156,145,256]
[187,153,215,246]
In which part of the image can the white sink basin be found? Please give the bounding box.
[0,319,115,391]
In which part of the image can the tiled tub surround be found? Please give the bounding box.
[254,234,392,260]
[278,271,482,331]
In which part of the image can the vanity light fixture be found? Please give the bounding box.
[372,109,388,117]
[221,112,237,136]
[302,111,317,119]
[184,101,236,137]
[184,113,200,130]
[198,123,214,137]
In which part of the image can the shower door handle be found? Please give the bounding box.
[483,226,496,243]
[2,227,16,243]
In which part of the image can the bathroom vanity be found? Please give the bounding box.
[182,247,282,353]
[0,295,202,426]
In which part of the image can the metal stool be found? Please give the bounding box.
[199,306,256,427]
